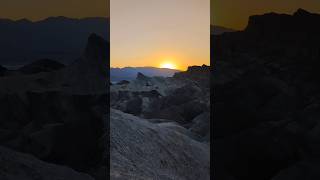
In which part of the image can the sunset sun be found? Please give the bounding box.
[160,62,177,69]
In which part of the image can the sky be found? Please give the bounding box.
[212,0,320,30]
[3,0,318,69]
[111,0,210,70]
[0,0,109,21]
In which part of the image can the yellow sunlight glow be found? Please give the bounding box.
[160,62,177,69]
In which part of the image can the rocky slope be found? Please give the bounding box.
[110,109,210,180]
[212,9,320,180]
[110,65,210,179]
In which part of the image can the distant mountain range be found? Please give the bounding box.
[111,67,180,82]
[0,17,109,66]
[211,25,235,35]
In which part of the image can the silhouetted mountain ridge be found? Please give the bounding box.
[111,67,180,82]
[245,8,320,35]
[213,9,320,58]
[0,17,109,66]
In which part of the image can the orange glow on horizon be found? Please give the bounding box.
[111,0,210,71]
[111,54,202,71]
[160,61,177,70]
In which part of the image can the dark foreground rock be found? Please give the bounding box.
[0,65,7,76]
[0,146,94,180]
[213,9,320,180]
[0,33,108,179]
[272,161,320,180]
